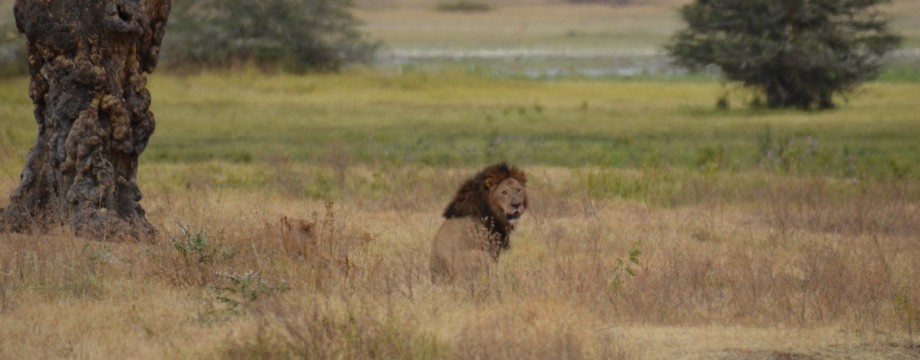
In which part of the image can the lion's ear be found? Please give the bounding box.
[484,177,497,189]
[511,168,526,185]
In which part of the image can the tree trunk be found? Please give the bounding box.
[0,0,171,241]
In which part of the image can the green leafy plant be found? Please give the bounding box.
[171,224,237,266]
[211,271,289,316]
[608,240,642,295]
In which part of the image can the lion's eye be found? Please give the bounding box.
[502,190,508,195]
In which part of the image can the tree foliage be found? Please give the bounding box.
[668,0,901,109]
[165,0,379,72]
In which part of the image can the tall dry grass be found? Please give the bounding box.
[1,164,919,358]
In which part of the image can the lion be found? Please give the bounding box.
[430,163,528,283]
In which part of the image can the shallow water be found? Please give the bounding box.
[374,47,920,80]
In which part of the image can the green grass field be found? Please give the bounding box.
[4,71,919,183]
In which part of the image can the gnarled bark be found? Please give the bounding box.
[0,0,171,241]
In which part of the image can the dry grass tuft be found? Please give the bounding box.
[229,297,449,359]
[266,202,378,292]
[0,231,117,309]
[455,299,630,360]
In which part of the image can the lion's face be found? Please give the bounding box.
[488,177,527,230]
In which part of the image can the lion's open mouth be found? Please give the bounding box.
[506,212,521,228]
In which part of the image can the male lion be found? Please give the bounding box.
[430,163,528,283]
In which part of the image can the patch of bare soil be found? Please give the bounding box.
[685,342,920,360]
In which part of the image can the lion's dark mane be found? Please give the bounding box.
[442,163,526,251]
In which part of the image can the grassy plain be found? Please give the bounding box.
[1,0,920,359]
[2,72,920,359]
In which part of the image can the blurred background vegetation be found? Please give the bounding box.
[165,0,380,72]
[0,0,379,73]
[1,0,917,78]
[0,1,24,77]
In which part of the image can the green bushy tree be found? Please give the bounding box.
[0,11,26,76]
[668,0,901,109]
[166,0,379,72]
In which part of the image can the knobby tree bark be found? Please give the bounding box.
[0,0,171,241]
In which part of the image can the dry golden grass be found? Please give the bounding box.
[1,165,918,359]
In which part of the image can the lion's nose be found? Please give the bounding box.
[511,202,522,210]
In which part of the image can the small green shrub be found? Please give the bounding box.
[171,224,237,266]
[607,240,642,296]
[436,1,491,13]
[160,224,239,288]
[212,270,288,315]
